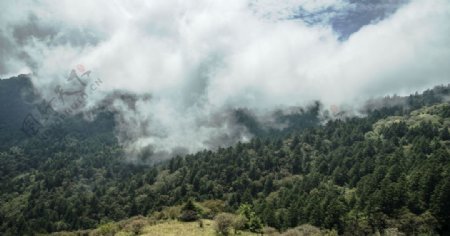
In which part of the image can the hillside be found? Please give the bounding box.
[49,217,259,236]
[2,0,450,235]
[0,75,35,148]
[0,80,449,235]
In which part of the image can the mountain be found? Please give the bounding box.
[0,77,449,235]
[0,75,36,148]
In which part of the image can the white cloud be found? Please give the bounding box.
[1,0,449,160]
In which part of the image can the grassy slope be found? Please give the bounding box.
[48,218,258,236]
[140,220,257,236]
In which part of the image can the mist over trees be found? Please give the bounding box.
[1,0,449,235]
[0,79,449,235]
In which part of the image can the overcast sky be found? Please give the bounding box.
[1,0,449,160]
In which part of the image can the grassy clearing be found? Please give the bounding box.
[140,219,257,236]
[48,219,259,236]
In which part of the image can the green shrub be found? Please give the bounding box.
[214,213,235,235]
[179,199,200,222]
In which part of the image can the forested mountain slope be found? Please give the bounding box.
[0,75,35,148]
[0,79,449,235]
[149,102,450,235]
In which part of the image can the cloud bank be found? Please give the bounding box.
[1,0,449,161]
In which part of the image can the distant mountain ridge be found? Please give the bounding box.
[0,75,37,148]
[1,75,448,151]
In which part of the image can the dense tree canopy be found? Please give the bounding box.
[0,80,449,235]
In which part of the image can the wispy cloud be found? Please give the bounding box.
[1,0,449,161]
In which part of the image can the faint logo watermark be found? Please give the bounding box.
[21,65,102,139]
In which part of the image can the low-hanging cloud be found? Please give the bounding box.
[1,0,449,161]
